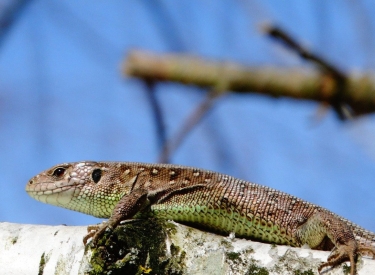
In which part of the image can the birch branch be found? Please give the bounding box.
[2,221,374,274]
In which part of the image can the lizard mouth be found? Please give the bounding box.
[25,180,79,206]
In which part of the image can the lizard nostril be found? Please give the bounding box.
[29,180,34,185]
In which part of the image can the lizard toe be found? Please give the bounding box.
[83,230,96,245]
[86,224,100,233]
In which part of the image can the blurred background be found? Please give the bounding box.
[1,0,375,232]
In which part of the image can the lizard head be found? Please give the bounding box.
[26,161,135,218]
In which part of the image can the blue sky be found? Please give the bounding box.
[1,0,375,233]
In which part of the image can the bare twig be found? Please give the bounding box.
[263,25,344,77]
[263,25,350,119]
[158,87,227,164]
[144,80,167,149]
[124,50,375,116]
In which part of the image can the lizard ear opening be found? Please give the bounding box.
[92,169,102,183]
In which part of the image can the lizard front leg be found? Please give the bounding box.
[84,189,149,245]
[296,211,358,275]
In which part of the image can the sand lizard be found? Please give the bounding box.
[26,161,375,274]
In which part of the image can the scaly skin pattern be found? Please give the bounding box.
[26,161,375,275]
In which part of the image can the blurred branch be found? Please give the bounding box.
[263,25,349,119]
[124,50,375,116]
[263,25,345,78]
[0,0,31,48]
[158,87,226,164]
[144,80,167,149]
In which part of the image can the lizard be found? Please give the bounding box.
[26,161,375,275]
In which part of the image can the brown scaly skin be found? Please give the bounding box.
[26,161,375,275]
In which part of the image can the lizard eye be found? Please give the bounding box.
[92,169,102,183]
[53,167,66,178]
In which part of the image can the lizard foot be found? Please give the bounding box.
[83,219,143,245]
[318,242,357,275]
[358,244,375,259]
[83,222,113,245]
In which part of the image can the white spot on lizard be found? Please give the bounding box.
[123,169,130,175]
